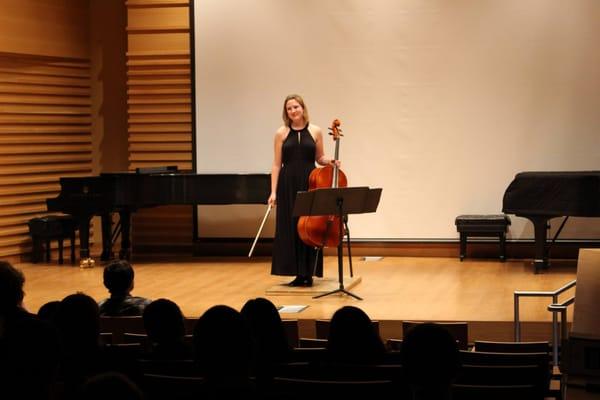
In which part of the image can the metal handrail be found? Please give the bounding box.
[547,297,576,366]
[514,280,576,365]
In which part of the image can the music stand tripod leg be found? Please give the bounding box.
[313,239,362,300]
[312,199,362,300]
[314,288,362,300]
[343,215,353,277]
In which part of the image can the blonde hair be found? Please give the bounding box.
[282,94,310,127]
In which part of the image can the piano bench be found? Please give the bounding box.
[455,214,511,261]
[28,215,77,265]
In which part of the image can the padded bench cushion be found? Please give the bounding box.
[28,215,77,237]
[455,214,511,233]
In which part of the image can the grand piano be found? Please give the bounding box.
[502,171,600,273]
[46,169,271,261]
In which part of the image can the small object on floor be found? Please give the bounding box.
[362,256,384,262]
[278,305,309,313]
[80,258,95,269]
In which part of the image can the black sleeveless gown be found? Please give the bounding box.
[271,125,323,278]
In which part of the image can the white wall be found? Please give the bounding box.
[193,0,600,240]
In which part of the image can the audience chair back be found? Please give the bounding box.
[298,337,328,348]
[273,362,405,387]
[123,332,152,352]
[282,319,299,348]
[316,318,380,339]
[100,316,145,343]
[452,384,539,400]
[137,359,199,377]
[270,377,396,399]
[100,332,113,345]
[403,321,469,350]
[123,332,193,347]
[473,340,550,354]
[142,374,205,400]
[455,364,547,399]
[460,350,550,368]
[288,347,328,363]
[183,317,198,334]
[459,350,552,395]
[104,342,144,360]
[386,338,402,352]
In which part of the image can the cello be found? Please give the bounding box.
[297,118,348,248]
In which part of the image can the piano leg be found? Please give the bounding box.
[78,215,92,260]
[31,236,42,263]
[119,210,131,260]
[70,230,76,264]
[101,213,113,261]
[529,216,550,273]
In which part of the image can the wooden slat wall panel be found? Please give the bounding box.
[0,55,92,258]
[0,1,89,59]
[127,0,193,252]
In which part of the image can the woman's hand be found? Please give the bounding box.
[268,193,277,206]
[318,155,341,168]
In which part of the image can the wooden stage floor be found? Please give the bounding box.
[14,255,578,342]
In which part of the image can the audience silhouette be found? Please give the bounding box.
[99,260,151,316]
[401,322,460,400]
[193,304,255,399]
[142,298,192,360]
[326,305,386,364]
[55,292,111,399]
[240,297,291,381]
[0,260,530,400]
[0,261,60,400]
[38,300,61,322]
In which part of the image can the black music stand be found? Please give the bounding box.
[293,186,382,300]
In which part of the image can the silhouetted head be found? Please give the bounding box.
[55,292,100,352]
[0,260,25,314]
[327,306,385,364]
[103,260,134,296]
[38,300,61,322]
[401,323,460,395]
[80,372,144,400]
[143,298,185,344]
[193,305,251,379]
[241,297,289,362]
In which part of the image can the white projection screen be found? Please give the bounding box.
[192,0,600,241]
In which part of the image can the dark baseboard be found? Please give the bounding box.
[192,238,273,257]
[166,238,600,259]
[25,239,597,263]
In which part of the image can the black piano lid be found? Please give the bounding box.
[47,173,271,214]
[502,170,600,217]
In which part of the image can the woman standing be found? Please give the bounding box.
[269,94,338,287]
